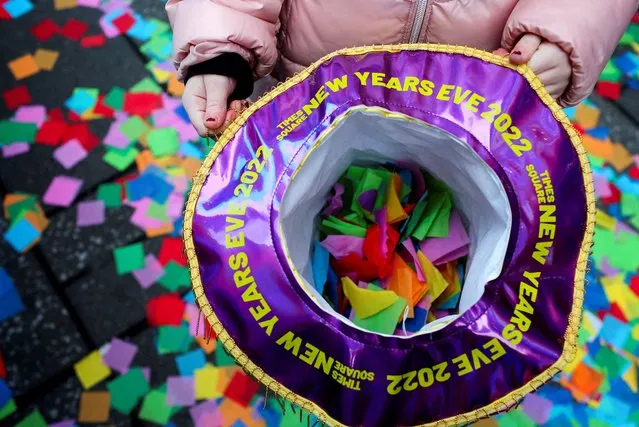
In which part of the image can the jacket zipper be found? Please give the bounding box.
[409,0,428,43]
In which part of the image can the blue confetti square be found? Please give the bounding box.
[586,127,610,140]
[175,349,206,376]
[65,88,99,115]
[0,379,12,408]
[608,203,623,220]
[598,394,631,424]
[404,307,427,332]
[3,218,40,252]
[4,0,33,18]
[179,142,204,160]
[563,106,577,121]
[599,314,631,349]
[147,175,173,204]
[175,104,190,123]
[613,52,639,76]
[0,268,25,323]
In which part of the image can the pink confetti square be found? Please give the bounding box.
[2,142,30,158]
[76,200,105,227]
[43,176,83,207]
[53,139,88,169]
[103,124,131,149]
[14,105,46,127]
[76,0,101,7]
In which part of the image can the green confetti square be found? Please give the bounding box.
[157,326,192,355]
[103,86,126,111]
[97,183,122,208]
[158,261,190,291]
[147,128,179,157]
[113,242,145,275]
[15,410,46,427]
[119,116,150,142]
[0,121,38,145]
[147,201,170,221]
[131,77,163,94]
[104,146,140,172]
[106,368,150,415]
[215,342,237,367]
[0,399,16,422]
[139,389,173,425]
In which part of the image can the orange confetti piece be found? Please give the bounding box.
[569,362,604,398]
[386,254,415,318]
[608,143,634,172]
[581,135,613,159]
[8,54,40,80]
[574,104,600,129]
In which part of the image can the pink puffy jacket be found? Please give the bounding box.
[167,0,637,106]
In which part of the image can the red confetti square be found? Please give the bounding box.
[35,120,68,146]
[572,124,585,136]
[628,165,639,180]
[48,108,66,122]
[67,111,83,122]
[61,123,98,151]
[80,34,106,48]
[596,81,622,100]
[0,351,6,378]
[113,13,135,33]
[123,93,163,116]
[1,4,11,20]
[633,12,639,24]
[94,95,115,118]
[61,18,89,41]
[631,275,639,297]
[224,371,260,407]
[609,303,628,322]
[30,19,59,41]
[3,85,31,110]
[146,293,185,326]
[600,184,621,205]
[158,237,186,266]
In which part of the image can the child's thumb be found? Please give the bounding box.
[203,75,236,130]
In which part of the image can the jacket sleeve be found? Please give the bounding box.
[166,0,283,81]
[502,0,638,106]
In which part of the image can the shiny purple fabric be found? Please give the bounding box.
[192,50,587,426]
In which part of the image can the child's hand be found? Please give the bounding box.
[182,74,241,137]
[494,34,572,101]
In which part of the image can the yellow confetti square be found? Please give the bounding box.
[54,0,76,10]
[33,49,59,71]
[195,363,222,400]
[73,351,112,389]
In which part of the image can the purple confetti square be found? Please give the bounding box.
[103,124,131,149]
[76,200,105,227]
[132,254,165,289]
[521,393,553,424]
[43,176,83,207]
[53,139,88,170]
[190,400,221,427]
[141,367,151,382]
[103,338,138,374]
[167,376,195,407]
[49,421,76,427]
[2,142,30,158]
